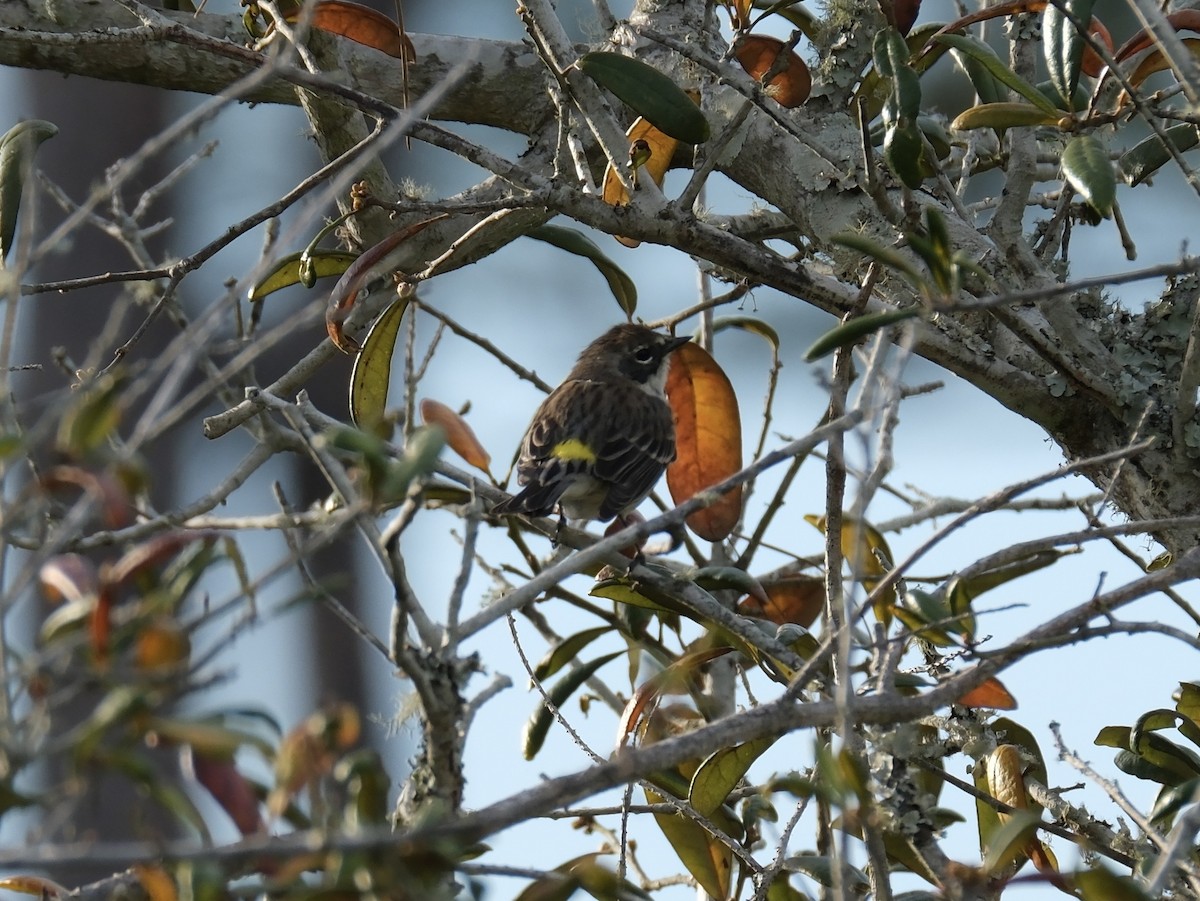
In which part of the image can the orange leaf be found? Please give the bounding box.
[135,618,192,672]
[738,574,825,627]
[602,117,679,248]
[420,398,491,473]
[958,676,1017,710]
[0,876,70,898]
[734,35,812,107]
[310,0,415,61]
[665,342,743,542]
[89,588,112,665]
[132,866,178,901]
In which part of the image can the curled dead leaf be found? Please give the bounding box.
[665,342,743,542]
[419,398,491,474]
[738,574,825,628]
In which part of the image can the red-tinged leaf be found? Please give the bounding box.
[958,676,1018,710]
[1123,37,1200,98]
[738,574,825,627]
[616,647,733,747]
[192,751,265,836]
[1082,18,1113,78]
[326,216,443,353]
[918,0,1047,60]
[1113,9,1200,63]
[38,554,99,606]
[891,0,921,35]
[420,398,491,474]
[733,34,812,107]
[41,466,134,529]
[103,531,218,590]
[310,0,415,60]
[604,508,646,559]
[665,342,743,542]
[90,587,113,665]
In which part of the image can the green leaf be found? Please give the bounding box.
[526,225,637,317]
[690,565,768,605]
[1044,0,1097,108]
[933,34,1060,114]
[56,371,127,456]
[532,626,611,682]
[578,52,709,144]
[980,808,1041,873]
[248,250,359,302]
[348,296,408,434]
[784,854,869,891]
[689,735,777,816]
[830,232,924,283]
[522,651,622,760]
[1120,123,1200,187]
[948,33,1008,105]
[1062,134,1116,217]
[804,308,920,361]
[710,316,780,357]
[646,785,738,899]
[0,119,58,265]
[1148,776,1200,827]
[381,424,446,501]
[950,102,1062,131]
[1074,867,1153,901]
[884,117,926,188]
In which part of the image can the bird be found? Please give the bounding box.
[493,323,691,525]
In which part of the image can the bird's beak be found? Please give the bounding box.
[666,334,692,353]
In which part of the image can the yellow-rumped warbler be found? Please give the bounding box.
[493,324,691,524]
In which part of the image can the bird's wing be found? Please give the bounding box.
[590,384,676,519]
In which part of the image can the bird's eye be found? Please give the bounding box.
[633,345,655,364]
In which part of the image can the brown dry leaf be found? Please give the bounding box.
[958,676,1018,710]
[326,215,444,353]
[420,398,491,474]
[665,342,743,542]
[738,574,825,627]
[1113,9,1200,63]
[917,0,1046,59]
[602,117,679,248]
[733,35,812,107]
[309,0,415,61]
[1123,37,1200,96]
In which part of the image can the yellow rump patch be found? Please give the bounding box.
[551,438,597,463]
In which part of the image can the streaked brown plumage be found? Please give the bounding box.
[493,324,690,522]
